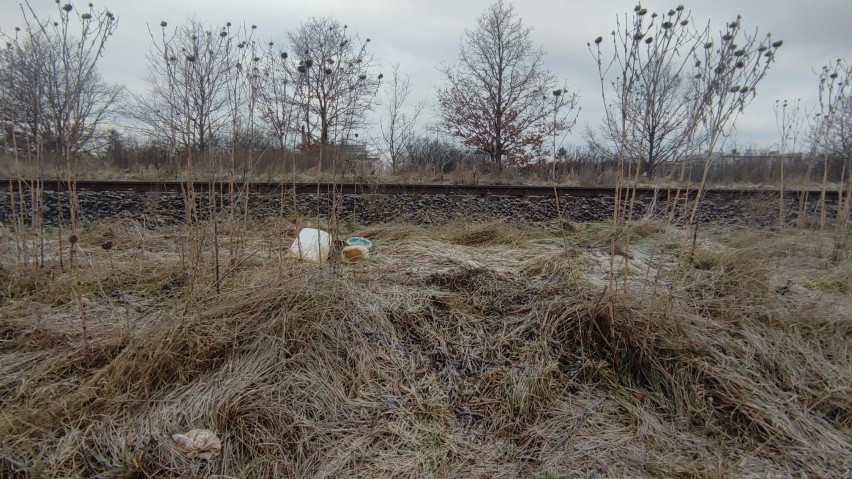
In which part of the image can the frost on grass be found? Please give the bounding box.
[0,219,849,478]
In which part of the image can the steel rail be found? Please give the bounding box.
[1,179,840,201]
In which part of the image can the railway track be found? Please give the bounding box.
[1,179,841,201]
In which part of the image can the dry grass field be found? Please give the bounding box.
[0,218,850,477]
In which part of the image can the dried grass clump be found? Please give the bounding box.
[0,220,849,478]
[439,219,525,246]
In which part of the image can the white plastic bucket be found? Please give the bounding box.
[289,228,331,263]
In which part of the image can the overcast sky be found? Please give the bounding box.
[2,0,850,152]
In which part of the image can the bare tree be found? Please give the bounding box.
[258,43,296,152]
[437,0,578,168]
[0,2,122,156]
[134,18,235,154]
[380,63,423,172]
[282,17,380,149]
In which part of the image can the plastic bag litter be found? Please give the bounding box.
[171,428,221,460]
[289,228,331,263]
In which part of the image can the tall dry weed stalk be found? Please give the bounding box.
[773,99,803,227]
[591,4,782,360]
[811,59,851,261]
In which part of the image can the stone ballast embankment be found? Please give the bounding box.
[0,190,837,228]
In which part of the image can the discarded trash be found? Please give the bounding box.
[346,236,372,250]
[171,428,221,460]
[342,245,370,261]
[289,228,331,263]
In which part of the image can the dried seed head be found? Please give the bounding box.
[676,4,684,11]
[735,61,745,68]
[729,86,740,92]
[160,21,167,28]
[722,33,733,41]
[186,54,196,62]
[62,4,72,12]
[297,65,306,73]
[553,89,562,97]
[378,73,384,79]
[634,4,641,12]
[102,241,113,251]
[680,19,688,26]
[358,73,367,80]
[303,59,313,68]
[594,36,603,44]
[667,9,675,16]
[219,31,227,37]
[704,42,713,49]
[638,8,648,15]
[81,13,91,20]
[734,49,745,56]
[772,40,783,48]
[645,36,653,44]
[280,52,288,59]
[69,234,78,244]
[729,21,739,28]
[324,68,332,75]
[662,21,673,29]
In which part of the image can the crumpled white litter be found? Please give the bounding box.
[171,428,221,460]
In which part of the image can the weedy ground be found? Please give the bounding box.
[0,218,849,478]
